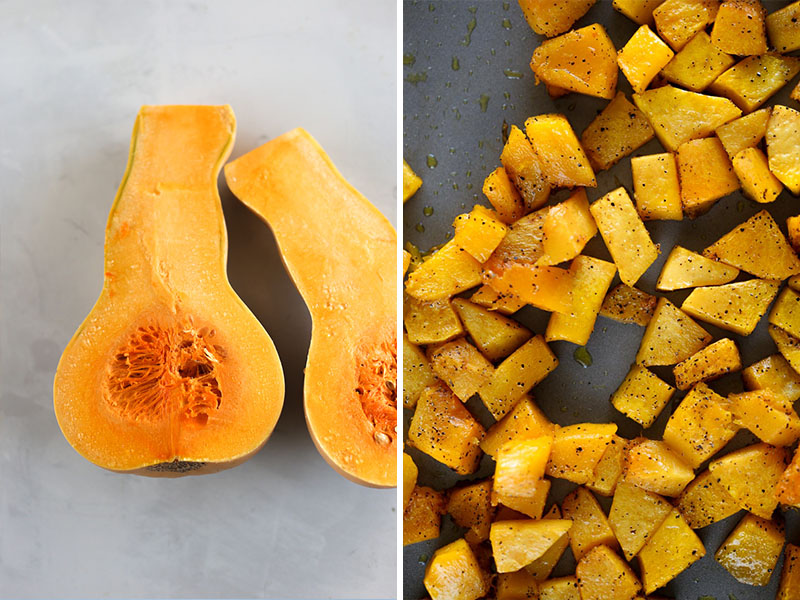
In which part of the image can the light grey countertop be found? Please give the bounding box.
[0,1,397,597]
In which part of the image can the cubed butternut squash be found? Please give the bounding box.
[404,295,464,345]
[496,569,539,600]
[494,436,554,499]
[662,31,735,92]
[537,188,597,266]
[483,167,525,224]
[710,0,768,55]
[481,396,555,458]
[766,105,800,195]
[600,284,658,326]
[676,469,740,528]
[637,509,706,594]
[404,485,446,545]
[526,505,570,581]
[623,438,695,497]
[681,278,780,336]
[676,136,739,217]
[403,334,438,409]
[484,263,574,314]
[631,152,683,221]
[428,338,494,402]
[501,125,551,211]
[769,324,800,375]
[538,576,580,600]
[610,364,675,427]
[561,487,619,560]
[710,54,800,113]
[470,284,526,315]
[517,0,596,37]
[733,146,784,204]
[525,114,596,188]
[447,479,494,544]
[490,519,574,573]
[405,240,483,301]
[576,544,642,600]
[403,159,422,202]
[776,446,800,507]
[484,208,547,274]
[771,287,800,340]
[729,389,800,446]
[656,245,738,291]
[636,297,712,366]
[494,478,552,520]
[613,0,666,24]
[788,214,800,252]
[609,481,674,560]
[617,25,675,94]
[778,543,800,600]
[715,513,784,586]
[653,0,721,50]
[743,354,800,407]
[672,338,742,390]
[453,205,509,263]
[423,538,490,600]
[766,0,800,53]
[587,436,629,497]
[452,298,532,362]
[715,107,771,159]
[546,423,618,484]
[403,452,418,510]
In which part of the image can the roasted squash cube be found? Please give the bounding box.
[501,125,551,211]
[631,152,683,221]
[496,569,539,600]
[636,297,712,366]
[428,338,494,402]
[403,249,411,276]
[609,481,673,559]
[663,383,739,467]
[715,107,771,159]
[729,389,800,446]
[405,240,483,301]
[452,298,532,362]
[681,278,780,335]
[770,287,800,339]
[494,436,554,499]
[481,396,555,458]
[408,382,485,475]
[716,513,784,586]
[676,469,740,528]
[778,543,800,600]
[403,452,418,510]
[657,245,738,291]
[576,544,641,600]
[403,159,422,202]
[623,438,694,497]
[493,479,551,520]
[788,214,800,252]
[547,423,618,484]
[404,485,446,546]
[470,284,526,315]
[710,54,800,113]
[526,505,570,580]
[662,31,735,92]
[610,364,675,427]
[490,519,574,573]
[766,105,800,195]
[424,538,490,600]
[483,167,525,224]
[633,85,741,151]
[530,24,618,100]
[484,208,547,274]
[776,446,800,507]
[538,576,580,600]
[562,487,619,561]
[708,442,788,518]
[600,284,658,326]
[525,114,596,188]
[653,0,720,50]
[581,92,655,172]
[485,263,574,314]
[403,334,438,409]
[404,295,464,345]
[710,0,768,55]
[618,25,675,94]
[672,338,742,390]
[676,136,739,217]
[733,147,784,204]
[769,324,800,375]
[590,187,659,287]
[447,479,493,544]
[637,509,705,594]
[538,188,597,266]
[613,0,665,24]
[453,205,509,263]
[517,0,596,37]
[588,436,629,497]
[743,354,800,407]
[766,0,800,53]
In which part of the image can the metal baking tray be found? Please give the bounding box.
[402,1,800,598]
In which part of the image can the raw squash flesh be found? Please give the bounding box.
[225,128,397,488]
[54,105,284,476]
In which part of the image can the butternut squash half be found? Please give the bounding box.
[54,105,284,476]
[225,129,397,488]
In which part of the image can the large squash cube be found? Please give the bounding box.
[600,284,657,326]
[637,509,705,594]
[483,167,525,224]
[581,92,655,172]
[530,24,618,100]
[590,187,659,287]
[447,479,493,544]
[478,335,558,419]
[494,436,554,499]
[771,287,800,341]
[496,569,539,600]
[576,544,641,600]
[453,205,509,263]
[623,438,694,497]
[716,513,784,586]
[481,396,554,458]
[766,105,800,195]
[708,442,788,518]
[524,506,570,581]
[490,519,573,573]
[613,0,665,24]
[517,0,596,37]
[402,159,422,202]
[662,383,739,467]
[452,298,532,362]
[776,447,800,507]
[681,278,780,336]
[743,354,800,407]
[769,324,800,375]
[423,538,490,600]
[546,423,618,484]
[766,0,800,53]
[501,125,551,211]
[778,543,800,600]
[633,85,741,151]
[715,107,771,159]
[408,382,485,475]
[676,469,740,528]
[562,487,619,560]
[587,436,629,497]
[609,481,673,559]
[618,25,674,94]
[404,485,446,546]
[710,55,800,113]
[662,31,735,92]
[710,0,768,55]
[631,152,683,221]
[525,114,596,188]
[703,209,800,279]
[656,245,738,291]
[729,389,800,447]
[733,147,784,204]
[653,0,720,50]
[676,136,739,217]
[538,577,580,600]
[493,478,551,520]
[427,338,494,402]
[404,295,464,345]
[403,334,438,409]
[405,240,482,301]
[403,452,418,510]
[672,338,742,390]
[538,188,597,266]
[610,364,675,427]
[636,297,712,366]
[485,263,574,315]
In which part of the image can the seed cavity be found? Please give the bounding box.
[355,331,397,445]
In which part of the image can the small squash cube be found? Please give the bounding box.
[766,105,800,195]
[496,569,539,600]
[538,188,597,266]
[526,505,570,580]
[733,147,784,204]
[703,209,800,279]
[729,389,800,446]
[576,544,641,600]
[710,0,768,55]
[427,338,494,402]
[402,334,438,409]
[743,354,800,407]
[710,54,800,113]
[715,107,771,159]
[423,538,490,600]
[453,205,509,263]
[403,452,418,510]
[631,152,683,221]
[600,284,658,326]
[494,436,554,499]
[776,447,800,507]
[490,519,574,573]
[403,249,411,276]
[769,324,800,375]
[770,287,800,339]
[656,245,738,291]
[618,25,675,94]
[676,136,739,218]
[609,481,673,559]
[470,284,526,315]
[581,92,655,172]
[610,364,675,428]
[483,167,525,224]
[403,159,422,202]
[403,295,464,345]
[662,31,735,92]
[481,396,555,458]
[538,577,580,600]
[715,513,784,586]
[493,478,551,520]
[546,422,618,484]
[708,442,788,518]
[681,278,780,335]
[637,509,705,594]
[636,297,712,366]
[676,469,740,528]
[588,436,629,496]
[633,85,742,151]
[672,338,742,390]
[405,240,483,301]
[485,263,574,314]
[408,382,485,475]
[662,383,739,467]
[562,487,619,560]
[404,485,446,545]
[766,0,800,52]
[452,298,532,362]
[447,479,493,544]
[525,114,596,188]
[517,0,596,37]
[788,215,800,252]
[529,24,618,100]
[613,0,665,24]
[546,255,617,346]
[623,438,695,497]
[478,335,558,419]
[501,125,551,211]
[653,0,721,50]
[778,543,800,600]
[590,187,659,287]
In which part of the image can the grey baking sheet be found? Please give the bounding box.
[402,1,800,598]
